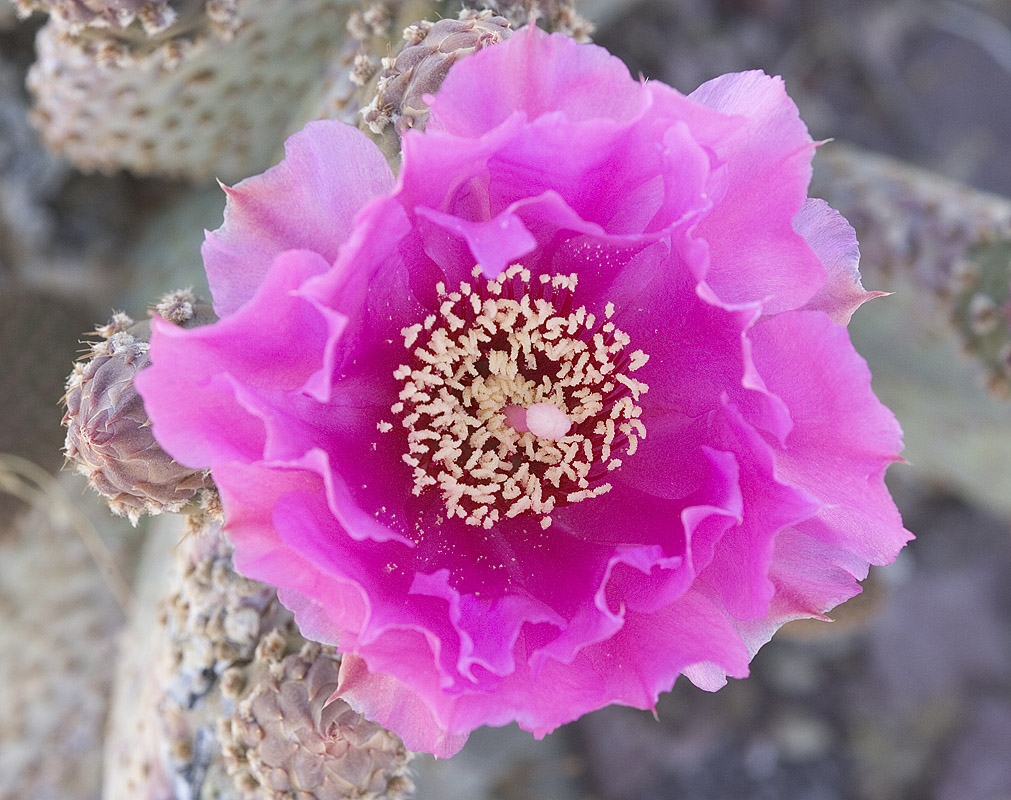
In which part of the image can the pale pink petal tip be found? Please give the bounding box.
[796,198,885,324]
[202,121,394,317]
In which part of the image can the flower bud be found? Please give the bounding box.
[62,290,215,523]
[484,0,593,40]
[362,9,513,136]
[220,644,415,800]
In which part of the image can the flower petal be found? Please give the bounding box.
[689,71,823,312]
[202,121,394,316]
[426,25,645,138]
[750,310,910,565]
[796,197,886,324]
[337,655,470,758]
[139,27,909,757]
[138,249,334,466]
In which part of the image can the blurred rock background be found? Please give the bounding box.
[2,1,1011,798]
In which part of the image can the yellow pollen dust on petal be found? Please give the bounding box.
[381,264,650,528]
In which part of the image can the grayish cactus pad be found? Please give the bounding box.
[480,0,593,38]
[13,0,179,35]
[27,0,352,181]
[104,513,415,800]
[220,644,416,799]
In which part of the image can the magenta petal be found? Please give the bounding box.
[796,197,886,323]
[578,586,753,705]
[214,462,375,643]
[765,527,867,620]
[426,25,645,138]
[417,207,537,279]
[337,655,470,758]
[339,585,754,752]
[203,121,394,316]
[750,310,909,565]
[697,401,821,620]
[599,236,762,419]
[698,524,876,684]
[277,585,345,646]
[140,25,909,756]
[689,71,823,312]
[483,586,752,734]
[288,448,412,547]
[409,570,564,681]
[138,249,334,466]
[136,361,265,468]
[535,447,743,668]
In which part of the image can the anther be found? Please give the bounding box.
[384,264,649,528]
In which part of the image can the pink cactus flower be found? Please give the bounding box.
[137,26,910,757]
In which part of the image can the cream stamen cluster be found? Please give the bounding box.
[382,265,649,530]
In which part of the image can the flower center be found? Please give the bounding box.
[382,265,649,529]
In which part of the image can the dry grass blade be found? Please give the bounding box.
[0,452,133,612]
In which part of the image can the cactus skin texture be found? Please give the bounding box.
[62,290,214,524]
[19,0,593,180]
[219,641,416,800]
[104,512,414,800]
[481,0,592,39]
[352,1,592,160]
[13,0,179,35]
[26,0,351,181]
[812,143,1011,397]
[0,471,131,800]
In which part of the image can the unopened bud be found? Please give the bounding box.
[219,648,414,799]
[62,289,215,523]
[362,9,512,137]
